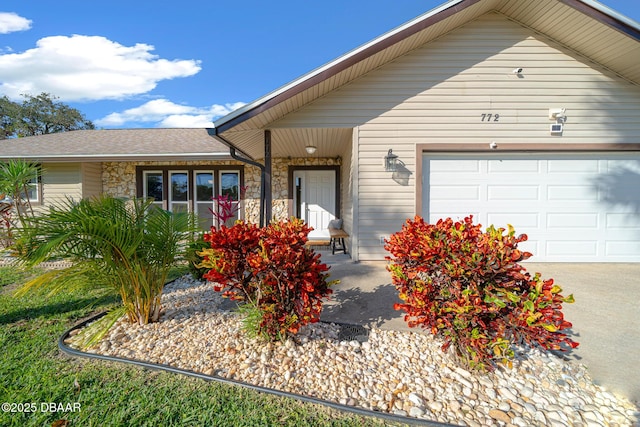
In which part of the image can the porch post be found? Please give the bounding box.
[264,130,272,222]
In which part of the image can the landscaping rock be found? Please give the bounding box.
[488,408,511,424]
[82,275,640,426]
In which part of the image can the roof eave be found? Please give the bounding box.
[563,0,640,40]
[0,152,233,163]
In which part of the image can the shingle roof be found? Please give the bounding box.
[0,128,231,162]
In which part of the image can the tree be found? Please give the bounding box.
[0,93,94,139]
[0,96,19,139]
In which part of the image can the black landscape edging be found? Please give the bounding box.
[58,312,456,427]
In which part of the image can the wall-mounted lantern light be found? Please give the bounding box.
[384,149,399,172]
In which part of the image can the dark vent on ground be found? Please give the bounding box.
[337,323,369,342]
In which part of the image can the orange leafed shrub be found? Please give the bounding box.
[385,215,578,371]
[199,218,335,341]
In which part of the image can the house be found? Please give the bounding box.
[209,0,640,262]
[2,0,639,263]
[0,128,257,230]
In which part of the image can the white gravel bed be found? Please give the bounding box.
[73,275,638,426]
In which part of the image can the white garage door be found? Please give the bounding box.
[423,153,640,262]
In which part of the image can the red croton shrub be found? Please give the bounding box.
[200,220,262,299]
[385,215,578,371]
[198,218,335,342]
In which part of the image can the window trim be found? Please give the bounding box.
[168,170,190,213]
[218,169,241,199]
[194,170,216,229]
[217,169,242,227]
[136,165,244,222]
[17,165,42,205]
[142,170,164,209]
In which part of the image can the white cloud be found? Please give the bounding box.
[0,12,32,34]
[95,99,246,127]
[159,114,217,128]
[0,35,201,101]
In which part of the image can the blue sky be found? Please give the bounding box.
[1,0,638,129]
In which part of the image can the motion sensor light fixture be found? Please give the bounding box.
[549,108,567,135]
[550,123,564,135]
[549,108,566,121]
[512,68,523,74]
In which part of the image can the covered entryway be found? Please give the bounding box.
[293,169,338,240]
[422,153,640,262]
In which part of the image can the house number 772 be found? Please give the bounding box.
[480,113,500,122]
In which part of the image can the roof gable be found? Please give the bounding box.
[213,0,640,159]
[272,11,631,128]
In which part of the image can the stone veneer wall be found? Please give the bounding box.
[102,157,340,225]
[102,160,256,198]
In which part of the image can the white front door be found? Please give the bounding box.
[294,170,336,240]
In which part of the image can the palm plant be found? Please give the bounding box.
[0,159,40,225]
[15,195,197,346]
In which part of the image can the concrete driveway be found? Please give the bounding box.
[527,263,639,406]
[320,256,640,406]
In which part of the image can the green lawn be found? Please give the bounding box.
[0,266,391,427]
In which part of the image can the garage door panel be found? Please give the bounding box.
[606,182,640,194]
[547,213,599,229]
[488,160,539,173]
[487,213,539,228]
[606,213,640,229]
[424,155,640,262]
[605,159,640,173]
[603,227,640,243]
[518,240,539,257]
[430,185,480,200]
[606,241,640,256]
[547,240,598,256]
[488,185,539,200]
[548,160,599,173]
[430,160,480,172]
[547,185,599,201]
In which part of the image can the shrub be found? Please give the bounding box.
[15,196,198,345]
[385,215,578,371]
[198,218,335,342]
[199,220,263,300]
[186,186,247,279]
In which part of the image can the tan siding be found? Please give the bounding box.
[269,12,640,260]
[81,163,103,198]
[274,12,640,132]
[41,163,82,208]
